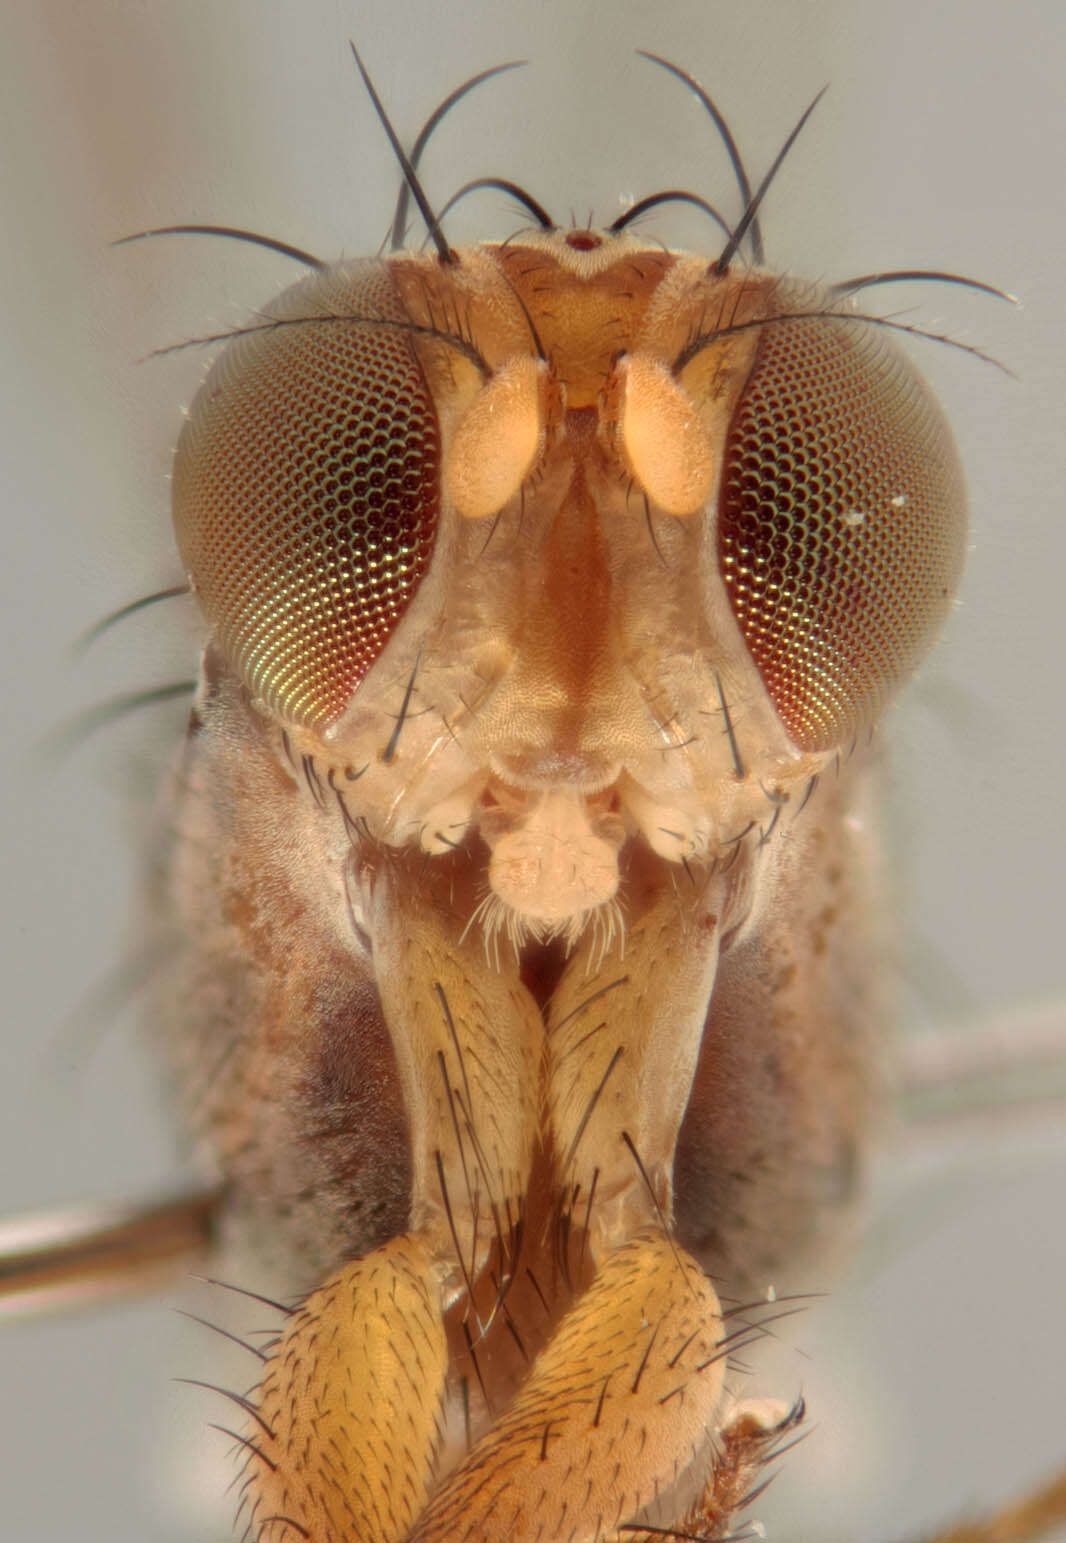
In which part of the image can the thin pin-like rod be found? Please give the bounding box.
[832,268,1017,304]
[350,43,453,263]
[113,225,325,269]
[390,61,526,248]
[74,583,191,655]
[610,189,733,241]
[714,87,828,275]
[0,1189,219,1315]
[637,52,763,264]
[435,177,554,232]
[899,998,1066,1129]
[918,1464,1066,1543]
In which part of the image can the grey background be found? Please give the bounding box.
[1,2,1064,1539]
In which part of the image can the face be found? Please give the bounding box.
[1,4,1064,1541]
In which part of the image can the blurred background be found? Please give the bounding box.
[1,2,1064,1539]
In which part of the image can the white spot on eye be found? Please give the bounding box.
[890,492,908,507]
[843,508,867,527]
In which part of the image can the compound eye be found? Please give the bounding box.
[718,317,967,752]
[173,260,441,731]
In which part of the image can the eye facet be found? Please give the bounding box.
[173,260,441,730]
[717,315,967,751]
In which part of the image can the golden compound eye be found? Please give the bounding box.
[173,260,441,730]
[718,316,968,751]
